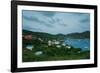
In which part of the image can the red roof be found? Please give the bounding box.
[23,35,33,40]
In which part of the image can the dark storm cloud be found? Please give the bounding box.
[23,15,54,27]
[40,11,56,17]
[22,10,90,34]
[80,18,90,23]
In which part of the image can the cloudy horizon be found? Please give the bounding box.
[22,10,90,35]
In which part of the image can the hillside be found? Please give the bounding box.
[23,30,90,39]
[66,31,90,39]
[22,30,90,62]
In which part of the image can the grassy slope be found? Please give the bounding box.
[22,30,90,62]
[23,30,90,39]
[22,44,90,62]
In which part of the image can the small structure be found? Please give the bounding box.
[56,45,61,48]
[35,51,43,56]
[26,45,34,51]
[23,35,33,40]
[48,40,52,46]
[62,43,66,46]
[66,45,71,49]
[38,38,43,42]
[54,41,60,45]
[77,51,81,53]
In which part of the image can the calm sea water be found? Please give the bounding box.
[64,39,90,51]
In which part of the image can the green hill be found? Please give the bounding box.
[23,30,90,39]
[66,31,90,39]
[22,30,90,62]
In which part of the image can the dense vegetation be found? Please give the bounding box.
[22,30,90,62]
[23,30,90,40]
[23,46,90,62]
[66,31,90,39]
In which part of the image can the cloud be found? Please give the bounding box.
[80,18,90,23]
[23,15,54,27]
[23,15,40,21]
[22,10,90,34]
[23,26,42,32]
[40,11,56,17]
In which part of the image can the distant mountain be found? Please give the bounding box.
[23,30,90,39]
[66,31,90,39]
[23,30,56,40]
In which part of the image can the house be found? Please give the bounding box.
[77,51,81,53]
[48,40,61,46]
[23,35,33,40]
[66,45,71,49]
[62,43,66,46]
[35,51,43,56]
[56,45,61,48]
[48,40,52,46]
[54,41,60,45]
[38,38,43,42]
[26,45,34,51]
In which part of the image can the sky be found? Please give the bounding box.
[22,10,90,35]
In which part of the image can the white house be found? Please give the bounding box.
[26,45,34,51]
[77,51,81,53]
[62,43,66,46]
[46,40,61,48]
[38,38,43,42]
[56,45,61,48]
[66,45,71,49]
[54,41,60,45]
[48,40,52,46]
[35,51,43,56]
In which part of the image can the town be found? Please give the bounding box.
[22,32,90,62]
